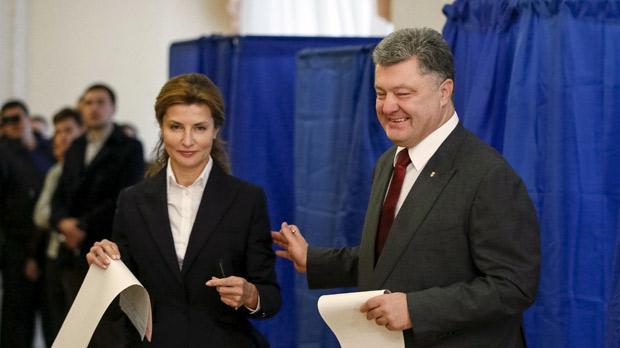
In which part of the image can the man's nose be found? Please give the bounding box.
[381,94,400,114]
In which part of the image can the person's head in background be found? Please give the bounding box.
[81,83,116,132]
[372,27,455,149]
[52,107,84,162]
[1,99,36,146]
[31,115,50,139]
[148,73,229,178]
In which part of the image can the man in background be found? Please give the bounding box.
[32,107,84,345]
[51,83,144,346]
[0,99,54,347]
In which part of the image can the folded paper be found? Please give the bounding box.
[318,290,404,348]
[52,260,152,347]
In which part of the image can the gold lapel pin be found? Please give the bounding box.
[430,171,436,177]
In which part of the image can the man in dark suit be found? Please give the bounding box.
[272,28,540,347]
[51,83,144,345]
[0,99,54,347]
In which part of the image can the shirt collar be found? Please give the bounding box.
[86,123,114,144]
[394,112,459,171]
[166,156,213,189]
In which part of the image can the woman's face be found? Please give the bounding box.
[162,103,219,176]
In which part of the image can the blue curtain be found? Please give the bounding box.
[293,46,391,347]
[169,35,381,347]
[443,1,620,347]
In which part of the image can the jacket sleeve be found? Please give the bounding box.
[306,246,359,289]
[244,188,281,319]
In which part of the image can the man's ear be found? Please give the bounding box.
[440,79,454,105]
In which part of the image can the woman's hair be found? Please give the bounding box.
[146,73,230,177]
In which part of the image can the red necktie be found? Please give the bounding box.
[376,149,411,257]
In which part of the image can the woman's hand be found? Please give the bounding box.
[206,276,258,310]
[85,239,121,269]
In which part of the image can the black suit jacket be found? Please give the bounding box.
[112,163,280,347]
[51,124,144,254]
[307,123,540,347]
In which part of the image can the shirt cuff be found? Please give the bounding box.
[244,293,261,314]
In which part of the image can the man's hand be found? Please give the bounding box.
[85,239,121,269]
[58,217,86,249]
[360,292,412,331]
[24,258,39,281]
[206,276,259,310]
[271,222,308,273]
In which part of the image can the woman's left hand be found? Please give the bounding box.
[206,276,258,310]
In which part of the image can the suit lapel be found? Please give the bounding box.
[357,148,395,287]
[142,169,183,283]
[181,163,237,276]
[71,137,87,175]
[368,124,468,288]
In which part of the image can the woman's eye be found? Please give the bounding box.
[195,126,207,132]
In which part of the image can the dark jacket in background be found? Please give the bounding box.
[51,123,144,255]
[0,137,54,348]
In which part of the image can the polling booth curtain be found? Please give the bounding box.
[443,1,620,347]
[169,35,381,347]
[293,46,391,347]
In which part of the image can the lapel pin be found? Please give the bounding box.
[430,171,436,177]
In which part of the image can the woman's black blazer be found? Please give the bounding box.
[112,163,280,347]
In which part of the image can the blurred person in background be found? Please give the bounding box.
[51,83,144,346]
[0,99,54,348]
[32,107,84,346]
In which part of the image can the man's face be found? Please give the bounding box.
[81,89,115,130]
[53,118,83,160]
[1,106,30,140]
[374,57,453,148]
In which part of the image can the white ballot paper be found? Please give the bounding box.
[52,260,152,348]
[318,290,405,348]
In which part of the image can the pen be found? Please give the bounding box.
[218,259,227,278]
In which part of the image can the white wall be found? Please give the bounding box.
[392,0,453,32]
[4,0,452,158]
[0,0,27,99]
[25,0,230,158]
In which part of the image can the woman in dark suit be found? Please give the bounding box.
[86,73,280,347]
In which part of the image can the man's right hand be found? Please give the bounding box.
[86,239,121,269]
[271,222,308,273]
[58,217,86,249]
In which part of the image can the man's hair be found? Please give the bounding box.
[372,28,455,82]
[84,83,116,106]
[1,99,29,116]
[52,107,83,127]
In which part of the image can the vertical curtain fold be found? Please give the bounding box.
[293,46,391,347]
[443,1,620,347]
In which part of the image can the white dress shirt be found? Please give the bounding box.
[166,157,213,270]
[84,124,113,165]
[392,112,459,217]
[166,157,261,312]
